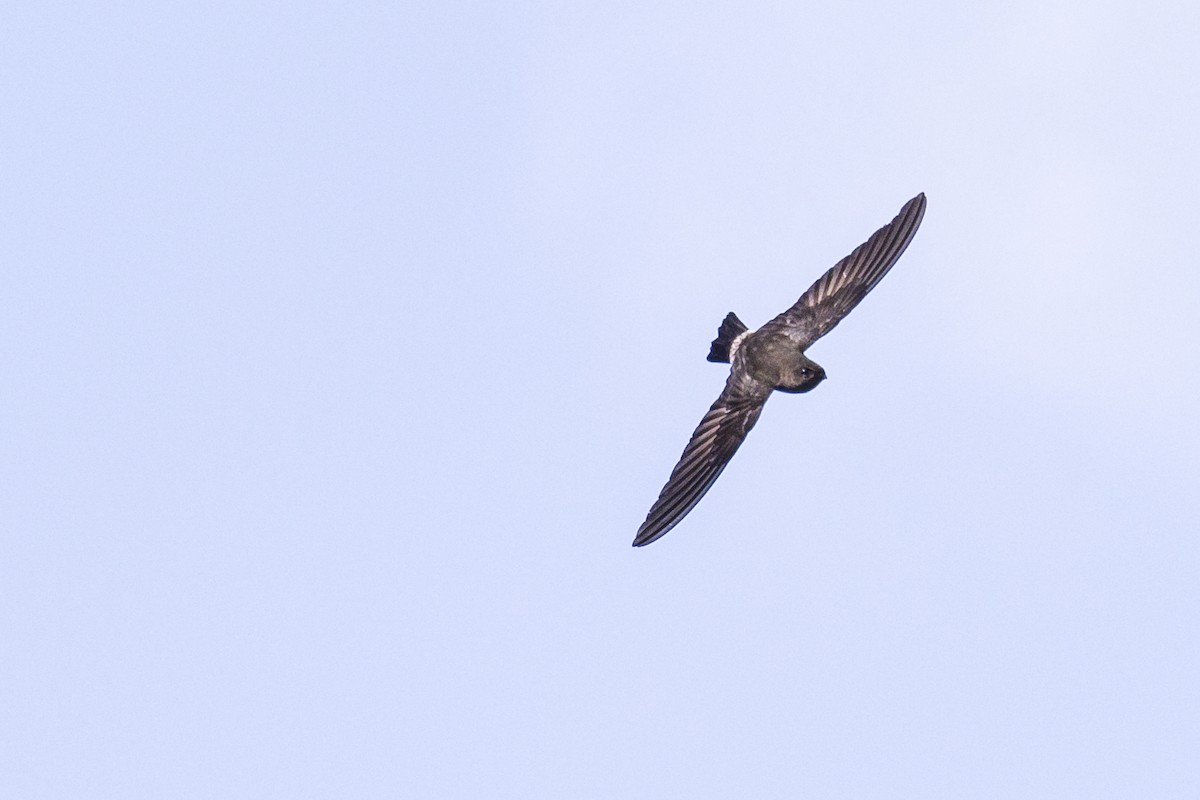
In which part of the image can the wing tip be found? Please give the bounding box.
[889,191,927,245]
[631,524,666,547]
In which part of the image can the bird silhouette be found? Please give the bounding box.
[634,193,927,547]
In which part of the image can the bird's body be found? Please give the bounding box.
[633,193,927,547]
[737,330,826,394]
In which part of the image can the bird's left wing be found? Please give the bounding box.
[633,369,772,547]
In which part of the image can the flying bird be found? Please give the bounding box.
[633,193,926,547]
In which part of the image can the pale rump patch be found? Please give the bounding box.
[728,330,753,362]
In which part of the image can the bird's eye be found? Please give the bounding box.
[801,368,812,377]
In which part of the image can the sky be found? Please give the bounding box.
[3,1,1199,797]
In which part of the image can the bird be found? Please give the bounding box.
[633,193,926,547]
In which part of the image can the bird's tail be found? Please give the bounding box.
[707,312,749,363]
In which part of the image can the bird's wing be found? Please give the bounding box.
[760,193,926,348]
[633,368,772,547]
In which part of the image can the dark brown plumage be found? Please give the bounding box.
[633,193,926,547]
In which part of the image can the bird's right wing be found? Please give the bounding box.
[633,370,771,547]
[760,193,926,348]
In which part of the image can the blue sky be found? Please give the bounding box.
[3,1,1199,797]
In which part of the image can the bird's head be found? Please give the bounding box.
[778,356,826,394]
[796,362,827,392]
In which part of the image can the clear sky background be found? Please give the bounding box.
[3,1,1199,797]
